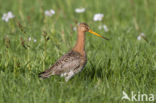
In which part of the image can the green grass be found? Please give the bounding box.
[0,0,156,103]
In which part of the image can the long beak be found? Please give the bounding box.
[88,29,109,40]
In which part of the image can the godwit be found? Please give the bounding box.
[39,23,109,81]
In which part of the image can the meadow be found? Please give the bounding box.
[0,0,156,103]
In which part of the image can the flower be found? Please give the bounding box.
[28,37,31,41]
[7,12,15,18]
[98,24,109,32]
[2,11,15,22]
[34,39,37,42]
[140,33,145,36]
[93,13,104,21]
[44,9,55,16]
[137,33,145,41]
[137,35,141,40]
[75,8,85,13]
[98,25,102,30]
[73,26,77,31]
[28,37,37,43]
[103,25,109,32]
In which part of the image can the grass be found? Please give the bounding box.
[0,0,156,103]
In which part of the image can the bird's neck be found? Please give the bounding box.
[73,31,85,56]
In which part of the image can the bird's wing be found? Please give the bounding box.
[39,51,81,78]
[52,51,81,74]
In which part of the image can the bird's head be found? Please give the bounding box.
[78,23,89,32]
[78,23,109,40]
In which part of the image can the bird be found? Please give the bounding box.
[38,23,109,81]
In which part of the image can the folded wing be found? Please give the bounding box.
[38,51,81,78]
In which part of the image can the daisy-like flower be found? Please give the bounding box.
[98,25,102,30]
[73,26,77,31]
[75,8,85,13]
[137,32,147,41]
[44,9,55,17]
[34,39,37,42]
[2,11,15,22]
[137,35,141,40]
[98,24,109,32]
[140,33,145,36]
[137,33,145,40]
[93,13,104,21]
[7,12,15,18]
[28,37,31,41]
[103,25,108,32]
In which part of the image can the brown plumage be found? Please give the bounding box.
[39,23,109,81]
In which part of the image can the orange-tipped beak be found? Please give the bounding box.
[88,29,109,40]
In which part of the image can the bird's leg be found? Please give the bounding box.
[65,71,74,82]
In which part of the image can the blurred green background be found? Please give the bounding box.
[0,0,156,103]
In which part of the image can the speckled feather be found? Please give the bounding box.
[39,50,87,81]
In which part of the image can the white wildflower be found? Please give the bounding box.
[98,25,102,30]
[103,25,108,32]
[28,37,31,41]
[98,24,109,32]
[2,11,15,22]
[137,32,145,41]
[34,39,37,42]
[7,12,15,18]
[93,13,104,21]
[73,26,77,31]
[44,9,55,16]
[50,9,55,14]
[140,32,145,36]
[2,14,9,22]
[137,35,141,40]
[75,8,85,13]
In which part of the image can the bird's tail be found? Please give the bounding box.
[38,69,53,78]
